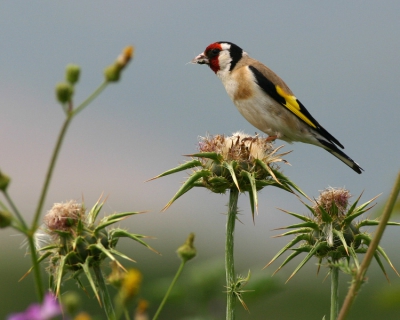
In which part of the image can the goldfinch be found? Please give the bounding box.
[192,41,363,174]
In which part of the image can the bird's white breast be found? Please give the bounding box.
[217,66,315,144]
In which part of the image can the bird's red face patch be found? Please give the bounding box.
[204,43,223,73]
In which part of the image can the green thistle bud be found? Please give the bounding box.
[0,170,10,191]
[177,233,197,262]
[104,64,121,82]
[55,82,74,103]
[65,64,81,85]
[104,46,134,82]
[0,210,12,228]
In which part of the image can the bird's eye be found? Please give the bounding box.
[208,48,221,58]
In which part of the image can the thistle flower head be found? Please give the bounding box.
[265,188,400,282]
[313,187,351,221]
[150,132,305,220]
[43,200,85,232]
[30,197,157,303]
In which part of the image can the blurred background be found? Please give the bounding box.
[1,1,400,319]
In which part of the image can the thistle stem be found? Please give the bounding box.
[337,171,400,320]
[330,265,339,320]
[3,190,27,229]
[93,264,116,320]
[226,188,239,320]
[32,114,73,230]
[152,260,185,320]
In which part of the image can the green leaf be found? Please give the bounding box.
[88,242,126,271]
[241,170,258,221]
[272,250,304,275]
[278,208,315,222]
[264,234,310,269]
[286,241,324,282]
[108,247,136,262]
[317,205,333,223]
[110,229,160,254]
[270,168,308,199]
[374,252,389,282]
[276,221,319,230]
[87,198,105,225]
[356,219,400,228]
[146,159,203,181]
[79,258,101,304]
[94,211,142,233]
[348,246,360,269]
[163,169,211,211]
[186,152,223,164]
[333,229,348,255]
[272,227,313,238]
[223,162,240,191]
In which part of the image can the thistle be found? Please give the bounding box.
[265,187,400,320]
[150,132,304,320]
[150,132,305,219]
[27,197,157,319]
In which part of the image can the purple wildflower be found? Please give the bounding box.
[8,292,62,320]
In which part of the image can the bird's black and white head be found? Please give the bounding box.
[192,42,245,75]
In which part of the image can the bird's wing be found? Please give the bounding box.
[249,65,344,149]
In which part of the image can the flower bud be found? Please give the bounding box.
[55,82,74,103]
[60,291,81,315]
[177,233,197,262]
[104,64,121,82]
[65,64,81,85]
[104,46,134,82]
[0,170,10,191]
[0,210,12,228]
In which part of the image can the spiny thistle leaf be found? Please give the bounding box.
[110,229,160,254]
[272,250,304,275]
[108,247,136,263]
[332,229,349,255]
[162,170,211,211]
[374,252,390,282]
[146,159,203,182]
[278,208,315,222]
[271,227,313,238]
[270,168,308,199]
[223,161,240,191]
[185,152,223,164]
[264,234,310,269]
[80,258,101,304]
[241,170,258,220]
[286,241,325,282]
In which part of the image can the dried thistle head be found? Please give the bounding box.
[149,132,305,220]
[313,187,351,221]
[43,200,85,232]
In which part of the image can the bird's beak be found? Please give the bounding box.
[191,52,209,65]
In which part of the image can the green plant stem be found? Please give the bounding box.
[337,171,400,320]
[226,188,239,320]
[330,265,339,320]
[72,80,108,116]
[93,264,116,320]
[32,114,73,230]
[3,190,27,230]
[27,236,44,301]
[152,260,186,320]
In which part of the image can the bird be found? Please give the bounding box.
[191,41,363,174]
